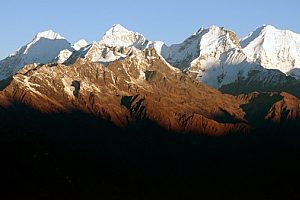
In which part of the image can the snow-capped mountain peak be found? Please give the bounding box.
[155,25,251,88]
[72,39,88,51]
[199,25,241,52]
[23,30,66,55]
[193,25,226,36]
[100,24,150,49]
[241,25,300,74]
[240,24,277,48]
[34,30,65,41]
[64,24,153,65]
[107,24,130,34]
[0,30,72,80]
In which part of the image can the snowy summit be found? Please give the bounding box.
[34,30,65,41]
[100,24,150,49]
[0,30,71,80]
[241,25,300,74]
[72,39,88,51]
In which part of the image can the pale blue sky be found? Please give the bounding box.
[0,0,299,59]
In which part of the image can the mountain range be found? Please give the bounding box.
[1,23,300,200]
[1,24,300,135]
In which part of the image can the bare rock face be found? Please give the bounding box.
[1,48,300,135]
[236,91,300,129]
[265,92,300,122]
